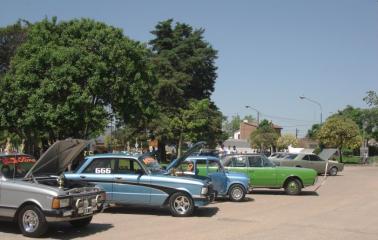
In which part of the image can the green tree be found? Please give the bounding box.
[363,91,378,107]
[0,20,30,75]
[307,123,322,139]
[277,134,298,150]
[0,17,156,155]
[317,116,361,162]
[250,119,279,151]
[148,19,221,158]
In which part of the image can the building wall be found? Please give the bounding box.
[240,122,258,140]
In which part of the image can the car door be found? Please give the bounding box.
[77,158,115,201]
[112,158,151,205]
[300,155,313,169]
[247,156,277,188]
[207,159,227,195]
[309,155,325,173]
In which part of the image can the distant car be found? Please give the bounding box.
[271,151,343,176]
[221,154,318,195]
[65,142,215,217]
[268,152,289,161]
[178,156,251,202]
[0,140,106,238]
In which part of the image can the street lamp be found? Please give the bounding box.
[245,105,260,124]
[299,96,323,124]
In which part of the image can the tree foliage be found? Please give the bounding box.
[0,17,156,155]
[148,19,222,156]
[277,134,298,150]
[250,119,279,151]
[0,20,29,75]
[317,116,361,162]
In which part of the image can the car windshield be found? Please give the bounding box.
[0,155,36,179]
[284,154,298,160]
[261,155,276,167]
[139,155,162,172]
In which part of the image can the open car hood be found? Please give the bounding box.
[165,141,206,172]
[25,139,88,178]
[318,148,338,161]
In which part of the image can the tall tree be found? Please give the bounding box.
[277,134,298,150]
[250,119,279,151]
[317,116,361,162]
[0,20,30,75]
[0,17,156,155]
[148,19,221,158]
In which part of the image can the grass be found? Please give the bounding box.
[342,155,378,164]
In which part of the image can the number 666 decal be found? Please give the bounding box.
[95,168,111,174]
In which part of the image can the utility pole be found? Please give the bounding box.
[295,128,298,139]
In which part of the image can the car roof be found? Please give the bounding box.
[186,155,219,160]
[88,153,142,159]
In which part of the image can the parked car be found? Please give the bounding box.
[176,156,251,202]
[65,142,215,217]
[0,139,106,238]
[220,154,318,195]
[271,150,343,176]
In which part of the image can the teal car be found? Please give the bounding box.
[221,154,318,195]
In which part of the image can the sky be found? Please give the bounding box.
[1,0,378,137]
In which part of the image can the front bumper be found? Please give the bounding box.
[44,192,106,222]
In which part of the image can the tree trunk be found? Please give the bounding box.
[339,147,343,163]
[158,139,166,163]
[177,132,183,158]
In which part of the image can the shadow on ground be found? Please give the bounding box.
[105,205,219,217]
[251,190,319,196]
[0,221,113,239]
[214,196,255,204]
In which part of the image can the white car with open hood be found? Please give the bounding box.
[0,139,106,237]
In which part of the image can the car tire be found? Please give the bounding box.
[169,192,194,217]
[228,184,246,202]
[329,167,338,176]
[18,204,48,238]
[284,178,302,195]
[69,216,93,227]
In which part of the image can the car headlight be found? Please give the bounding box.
[201,186,208,195]
[52,197,70,209]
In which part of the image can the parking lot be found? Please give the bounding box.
[1,165,377,240]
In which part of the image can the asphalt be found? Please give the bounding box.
[1,165,377,240]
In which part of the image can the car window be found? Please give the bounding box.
[302,155,311,161]
[208,160,222,174]
[248,156,262,167]
[83,158,116,174]
[285,154,297,160]
[116,158,143,174]
[231,156,246,167]
[309,155,322,161]
[262,156,275,167]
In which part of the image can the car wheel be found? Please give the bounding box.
[284,178,302,195]
[229,184,246,202]
[69,216,93,227]
[18,205,48,238]
[169,192,194,217]
[329,167,338,176]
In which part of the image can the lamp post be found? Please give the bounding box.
[245,105,260,124]
[299,96,323,124]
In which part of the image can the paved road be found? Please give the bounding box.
[1,166,378,240]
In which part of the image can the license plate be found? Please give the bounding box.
[83,199,93,215]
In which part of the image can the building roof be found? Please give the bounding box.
[241,121,282,129]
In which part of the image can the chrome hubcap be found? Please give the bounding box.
[232,187,243,200]
[288,182,298,192]
[331,168,337,175]
[22,210,39,233]
[173,196,190,214]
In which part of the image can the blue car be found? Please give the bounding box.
[65,143,214,217]
[174,155,251,202]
